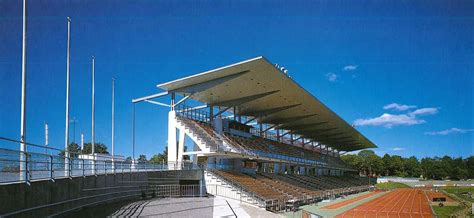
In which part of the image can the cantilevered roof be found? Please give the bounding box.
[157,56,377,151]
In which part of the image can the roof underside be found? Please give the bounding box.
[157,56,377,152]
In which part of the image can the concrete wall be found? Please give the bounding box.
[0,170,203,217]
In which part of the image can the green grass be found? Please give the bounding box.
[443,187,474,203]
[432,205,463,217]
[375,182,410,190]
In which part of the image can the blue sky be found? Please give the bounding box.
[0,0,472,159]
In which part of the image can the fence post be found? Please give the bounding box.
[68,156,72,178]
[25,152,30,184]
[93,158,97,176]
[50,154,54,180]
[82,159,85,177]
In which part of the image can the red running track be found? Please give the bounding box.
[322,191,381,209]
[337,189,433,218]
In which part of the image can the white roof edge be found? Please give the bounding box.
[156,56,265,90]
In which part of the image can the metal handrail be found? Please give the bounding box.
[0,137,201,185]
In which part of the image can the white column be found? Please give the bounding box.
[177,129,185,163]
[167,111,177,168]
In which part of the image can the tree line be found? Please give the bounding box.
[341,150,474,180]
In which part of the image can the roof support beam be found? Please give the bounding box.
[144,100,171,107]
[212,90,280,107]
[244,117,256,125]
[308,132,345,138]
[213,106,232,118]
[262,124,279,133]
[241,104,301,118]
[293,127,339,136]
[173,94,192,107]
[132,91,168,103]
[278,121,328,130]
[260,114,318,125]
[176,104,208,113]
[279,130,292,138]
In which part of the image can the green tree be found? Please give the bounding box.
[404,156,421,177]
[150,147,168,163]
[357,150,381,176]
[82,142,109,154]
[391,155,406,177]
[59,143,80,157]
[382,154,391,176]
[137,154,147,163]
[466,156,474,178]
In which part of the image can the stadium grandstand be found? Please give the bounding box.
[133,56,378,211]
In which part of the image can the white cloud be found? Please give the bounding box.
[392,147,405,151]
[425,128,474,136]
[354,113,426,128]
[326,73,338,82]
[383,103,417,111]
[355,103,439,128]
[343,65,358,71]
[409,107,439,116]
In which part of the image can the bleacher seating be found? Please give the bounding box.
[176,116,354,171]
[174,115,373,212]
[210,169,371,208]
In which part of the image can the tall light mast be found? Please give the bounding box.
[44,122,48,153]
[19,0,28,182]
[65,17,71,162]
[91,56,95,155]
[111,78,115,164]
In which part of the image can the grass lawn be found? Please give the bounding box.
[375,182,410,190]
[432,205,463,217]
[443,187,474,203]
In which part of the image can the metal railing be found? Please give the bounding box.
[175,116,221,152]
[175,104,211,123]
[0,136,199,185]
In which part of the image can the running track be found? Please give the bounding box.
[322,191,381,209]
[337,189,433,218]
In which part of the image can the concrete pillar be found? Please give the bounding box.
[168,111,177,167]
[192,142,198,165]
[213,106,223,134]
[177,129,185,163]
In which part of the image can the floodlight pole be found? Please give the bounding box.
[132,103,136,165]
[80,133,84,152]
[111,78,115,167]
[64,17,71,177]
[19,0,27,182]
[91,56,95,156]
[44,122,48,154]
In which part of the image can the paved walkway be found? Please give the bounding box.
[110,196,280,217]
